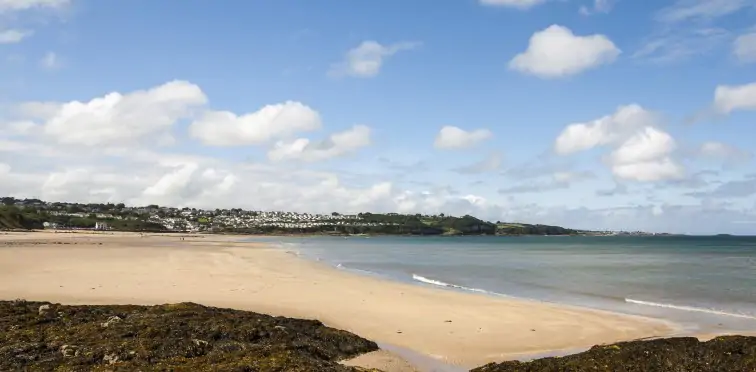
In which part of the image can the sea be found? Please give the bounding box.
[250,235,756,334]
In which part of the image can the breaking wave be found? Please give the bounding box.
[411,274,511,298]
[625,298,756,320]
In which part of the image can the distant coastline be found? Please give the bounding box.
[3,196,671,236]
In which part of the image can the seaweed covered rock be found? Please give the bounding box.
[0,300,380,371]
[472,336,756,372]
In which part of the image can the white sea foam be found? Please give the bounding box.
[411,274,510,297]
[625,298,756,320]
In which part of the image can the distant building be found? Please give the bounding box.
[94,221,109,231]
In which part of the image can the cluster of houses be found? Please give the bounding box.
[147,211,386,232]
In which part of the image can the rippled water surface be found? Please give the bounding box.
[251,235,756,333]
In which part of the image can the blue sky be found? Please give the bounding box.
[1,0,755,234]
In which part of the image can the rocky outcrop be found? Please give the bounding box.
[472,336,756,372]
[0,300,380,371]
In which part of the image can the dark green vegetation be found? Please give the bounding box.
[472,336,756,372]
[1,198,168,232]
[0,205,45,230]
[0,300,379,372]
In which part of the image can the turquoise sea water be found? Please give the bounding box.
[254,235,756,333]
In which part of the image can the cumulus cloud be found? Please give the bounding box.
[15,80,207,147]
[554,105,684,182]
[478,0,547,9]
[554,104,661,155]
[609,127,676,166]
[509,25,620,78]
[714,81,756,113]
[267,125,372,162]
[0,28,32,43]
[434,126,493,150]
[329,40,420,78]
[189,101,322,146]
[608,128,684,182]
[0,146,498,220]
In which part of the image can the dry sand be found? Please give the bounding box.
[0,231,675,370]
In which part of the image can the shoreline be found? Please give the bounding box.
[266,235,756,338]
[281,243,687,334]
[0,231,684,369]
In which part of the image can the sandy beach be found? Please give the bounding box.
[0,231,675,369]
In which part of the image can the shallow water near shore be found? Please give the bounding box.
[250,235,756,334]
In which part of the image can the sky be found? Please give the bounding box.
[0,0,755,234]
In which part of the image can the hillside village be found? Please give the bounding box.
[0,197,659,236]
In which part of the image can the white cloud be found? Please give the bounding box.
[608,127,683,182]
[555,106,683,182]
[142,163,199,198]
[509,25,620,78]
[554,104,660,155]
[3,120,37,135]
[0,28,32,43]
[734,32,756,63]
[189,101,321,146]
[655,0,752,23]
[609,127,676,166]
[611,158,685,182]
[714,81,756,114]
[267,125,372,162]
[699,141,752,162]
[478,0,547,9]
[329,40,420,78]
[0,0,68,12]
[579,0,612,15]
[434,126,493,150]
[39,51,60,69]
[18,80,207,146]
[0,143,498,219]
